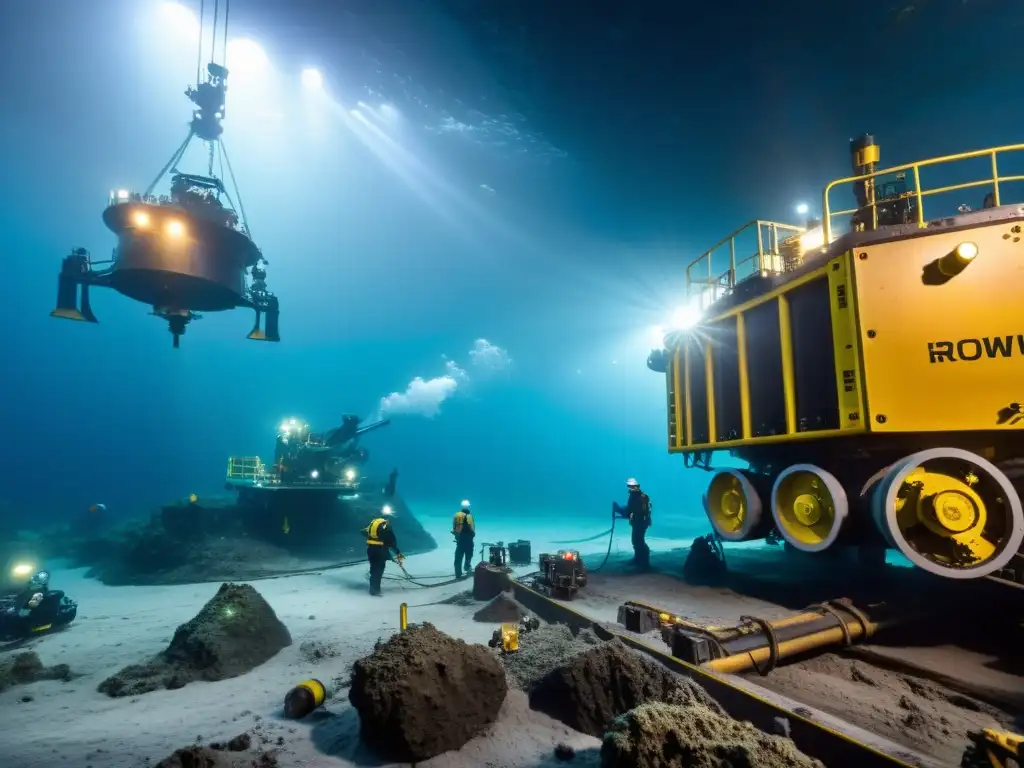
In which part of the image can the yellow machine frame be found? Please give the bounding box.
[667,142,1024,454]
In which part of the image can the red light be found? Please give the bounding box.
[561,552,576,561]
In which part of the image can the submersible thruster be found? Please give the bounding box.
[50,0,279,349]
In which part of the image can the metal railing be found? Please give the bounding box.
[823,143,1024,244]
[684,220,806,304]
[226,456,278,485]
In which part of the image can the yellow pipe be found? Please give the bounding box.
[626,600,840,637]
[705,619,879,675]
[672,353,684,450]
[400,602,408,631]
[683,342,693,446]
[736,312,751,440]
[705,342,717,443]
[777,294,797,435]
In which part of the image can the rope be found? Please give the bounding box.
[196,0,204,86]
[218,139,251,237]
[739,614,780,676]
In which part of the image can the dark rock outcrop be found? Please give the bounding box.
[601,701,824,768]
[98,583,291,697]
[528,640,723,737]
[0,652,73,691]
[348,622,507,762]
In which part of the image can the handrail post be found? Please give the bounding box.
[756,223,765,275]
[912,165,924,228]
[991,150,1001,207]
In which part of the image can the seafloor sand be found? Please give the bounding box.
[1,504,1019,767]
[0,507,619,767]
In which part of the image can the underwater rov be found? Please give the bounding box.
[537,550,588,600]
[50,0,279,349]
[647,133,1024,588]
[226,415,391,491]
[0,562,78,643]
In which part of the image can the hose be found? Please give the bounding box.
[586,507,620,573]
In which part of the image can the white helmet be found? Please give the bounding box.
[460,499,471,510]
[626,478,639,489]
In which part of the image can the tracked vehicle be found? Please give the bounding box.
[647,134,1024,589]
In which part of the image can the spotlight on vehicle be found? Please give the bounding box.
[345,468,357,482]
[310,470,319,480]
[165,219,185,238]
[132,210,151,228]
[382,504,394,516]
[11,563,34,579]
[795,202,809,216]
[938,241,979,277]
[669,304,702,331]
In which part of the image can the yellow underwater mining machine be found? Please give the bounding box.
[646,134,1024,588]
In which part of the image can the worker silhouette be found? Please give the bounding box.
[613,478,652,567]
[452,500,476,578]
[364,515,403,596]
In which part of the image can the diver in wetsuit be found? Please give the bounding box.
[364,516,403,596]
[451,500,476,578]
[613,478,652,567]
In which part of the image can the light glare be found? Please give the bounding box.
[226,38,270,80]
[670,305,701,330]
[795,202,810,216]
[301,68,323,90]
[159,2,200,39]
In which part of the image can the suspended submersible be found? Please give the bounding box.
[50,0,280,348]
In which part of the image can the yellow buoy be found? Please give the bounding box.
[284,679,327,719]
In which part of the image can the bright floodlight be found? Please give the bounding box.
[159,2,200,39]
[670,304,702,330]
[795,202,810,216]
[650,324,666,347]
[301,68,323,90]
[226,38,270,79]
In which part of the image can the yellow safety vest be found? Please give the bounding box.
[452,511,475,536]
[366,518,388,545]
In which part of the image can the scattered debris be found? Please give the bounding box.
[602,701,824,768]
[528,640,723,737]
[154,742,278,768]
[348,622,507,762]
[473,591,529,623]
[0,652,72,692]
[98,583,291,697]
[498,623,603,693]
[299,640,342,663]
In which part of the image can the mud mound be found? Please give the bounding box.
[0,652,72,691]
[529,640,723,737]
[473,591,529,622]
[348,622,507,762]
[155,739,279,768]
[602,701,823,768]
[98,583,291,697]
[499,622,603,693]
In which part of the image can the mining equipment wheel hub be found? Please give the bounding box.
[721,490,745,521]
[705,469,763,541]
[874,448,1024,579]
[793,491,824,527]
[771,465,848,553]
[931,491,977,534]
